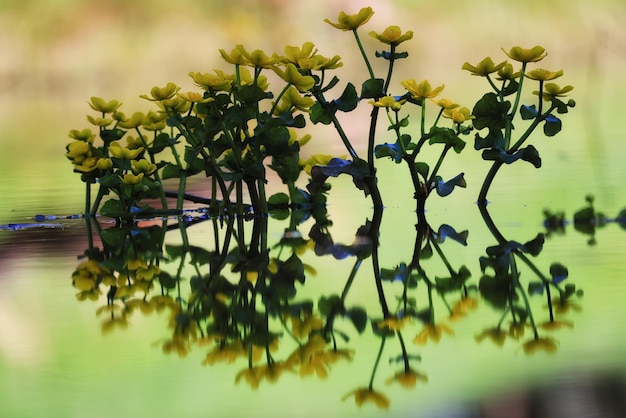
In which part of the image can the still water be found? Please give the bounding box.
[1,162,625,418]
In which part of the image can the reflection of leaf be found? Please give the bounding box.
[434,224,468,246]
[345,307,367,333]
[479,275,512,309]
[550,263,568,284]
[528,281,545,295]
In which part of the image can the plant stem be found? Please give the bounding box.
[353,29,375,79]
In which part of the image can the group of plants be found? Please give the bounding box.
[65,6,584,411]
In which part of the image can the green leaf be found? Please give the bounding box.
[333,83,359,112]
[97,174,121,189]
[415,162,429,179]
[360,78,385,99]
[520,104,538,120]
[543,115,562,136]
[472,93,511,131]
[267,192,290,206]
[519,145,542,168]
[161,163,182,179]
[100,199,125,217]
[309,102,335,125]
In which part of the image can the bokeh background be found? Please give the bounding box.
[1,0,625,219]
[1,1,626,417]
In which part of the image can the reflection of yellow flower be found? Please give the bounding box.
[551,298,582,315]
[462,57,506,76]
[161,335,189,357]
[377,315,410,331]
[508,322,526,340]
[413,323,454,345]
[342,387,389,409]
[290,314,323,339]
[202,341,245,365]
[502,46,547,63]
[475,327,506,346]
[401,79,444,100]
[522,337,558,355]
[235,366,265,389]
[539,319,573,331]
[385,368,428,388]
[368,26,413,45]
[324,7,374,31]
[101,315,129,335]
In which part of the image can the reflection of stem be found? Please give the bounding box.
[368,336,386,390]
[396,331,410,372]
[511,254,539,339]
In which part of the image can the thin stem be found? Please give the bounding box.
[353,29,375,79]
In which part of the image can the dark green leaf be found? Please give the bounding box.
[161,163,182,179]
[333,83,359,112]
[520,104,538,120]
[360,78,385,99]
[472,93,511,131]
[543,115,562,136]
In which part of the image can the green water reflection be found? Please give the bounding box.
[2,191,625,417]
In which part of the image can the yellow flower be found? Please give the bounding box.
[219,46,249,65]
[502,46,547,63]
[188,71,233,92]
[401,79,445,100]
[74,157,100,173]
[66,140,91,161]
[86,115,113,127]
[88,97,122,113]
[96,158,113,171]
[526,68,563,81]
[288,130,312,147]
[475,327,506,346]
[68,128,96,142]
[385,368,428,388]
[443,106,475,124]
[324,7,374,31]
[117,112,145,129]
[522,337,558,355]
[176,91,215,104]
[109,142,144,160]
[413,323,454,345]
[273,86,315,114]
[369,26,413,45]
[533,82,574,101]
[120,172,144,185]
[430,98,460,110]
[300,154,336,175]
[139,82,180,101]
[283,42,317,65]
[342,387,389,409]
[235,67,270,90]
[496,63,521,80]
[236,45,280,68]
[273,64,315,92]
[369,95,405,111]
[131,159,156,175]
[157,97,190,114]
[141,110,167,131]
[462,57,507,76]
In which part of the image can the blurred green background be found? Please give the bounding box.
[1,0,625,221]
